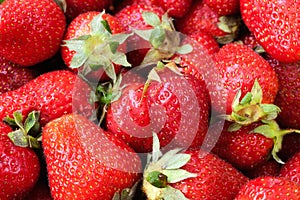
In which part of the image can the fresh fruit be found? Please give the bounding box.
[142,133,248,199]
[106,62,210,152]
[42,114,142,199]
[235,176,300,200]
[243,159,282,179]
[61,11,129,82]
[0,56,36,94]
[279,150,300,184]
[0,121,40,199]
[204,0,239,16]
[0,70,93,126]
[0,0,66,66]
[278,133,300,162]
[240,0,300,63]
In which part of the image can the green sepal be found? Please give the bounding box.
[112,180,141,200]
[142,11,161,27]
[146,171,168,188]
[160,186,189,200]
[176,44,193,55]
[162,169,197,183]
[7,129,28,147]
[24,111,40,134]
[149,27,166,49]
[228,123,242,132]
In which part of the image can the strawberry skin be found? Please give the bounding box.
[0,70,93,126]
[235,176,300,200]
[279,150,300,185]
[240,0,300,63]
[0,0,66,66]
[204,0,239,16]
[0,121,40,199]
[210,43,278,114]
[42,114,142,199]
[0,56,36,94]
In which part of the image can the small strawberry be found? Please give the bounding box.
[204,0,239,16]
[61,11,130,82]
[0,56,36,94]
[0,121,40,199]
[42,114,142,199]
[240,0,300,63]
[279,150,300,185]
[235,176,300,200]
[0,70,93,126]
[106,62,210,153]
[142,133,248,199]
[0,0,66,66]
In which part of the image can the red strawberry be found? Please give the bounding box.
[0,121,40,199]
[0,0,66,66]
[204,0,239,16]
[240,0,300,63]
[24,180,53,200]
[210,43,279,124]
[243,159,282,179]
[188,32,220,56]
[42,114,142,199]
[142,134,248,199]
[106,63,210,153]
[235,176,300,200]
[0,56,36,94]
[64,0,112,22]
[61,11,128,82]
[273,61,300,129]
[279,150,300,185]
[0,70,93,126]
[175,1,240,44]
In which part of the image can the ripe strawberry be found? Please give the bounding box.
[243,159,282,179]
[0,0,66,66]
[273,61,300,129]
[0,56,36,94]
[175,1,240,44]
[0,70,93,126]
[210,121,274,170]
[106,63,210,153]
[189,32,220,56]
[0,121,40,199]
[210,43,278,119]
[240,0,300,63]
[64,0,112,22]
[279,150,300,185]
[204,0,239,16]
[235,176,300,200]
[142,134,248,199]
[42,114,142,199]
[61,11,128,82]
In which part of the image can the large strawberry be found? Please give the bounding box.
[0,121,40,199]
[106,62,210,153]
[240,0,300,63]
[204,0,239,16]
[0,56,36,94]
[0,0,66,66]
[61,11,130,82]
[142,133,248,199]
[42,114,142,199]
[0,70,93,126]
[235,176,300,199]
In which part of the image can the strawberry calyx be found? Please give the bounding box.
[216,15,241,44]
[134,11,192,65]
[142,133,196,200]
[252,120,300,164]
[3,111,41,148]
[112,179,142,200]
[53,0,67,13]
[62,11,132,82]
[221,79,281,131]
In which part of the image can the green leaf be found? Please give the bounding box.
[7,129,28,147]
[24,111,40,134]
[90,11,110,35]
[232,89,242,110]
[103,63,117,82]
[13,111,24,132]
[251,79,263,104]
[149,27,165,48]
[101,20,112,34]
[260,104,281,120]
[142,12,161,27]
[70,52,89,69]
[109,41,119,54]
[164,154,191,169]
[156,148,183,167]
[228,123,242,132]
[111,52,131,67]
[162,169,197,183]
[252,124,275,138]
[148,68,162,83]
[3,116,17,127]
[134,29,153,41]
[240,92,252,105]
[152,132,162,162]
[161,186,189,200]
[111,33,134,44]
[176,44,193,55]
[28,135,40,149]
[62,38,87,52]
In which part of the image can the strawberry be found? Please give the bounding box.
[0,121,40,199]
[210,43,279,126]
[42,114,142,199]
[175,1,240,44]
[243,159,282,179]
[142,133,248,199]
[273,61,300,129]
[204,0,239,16]
[0,70,93,126]
[106,63,210,153]
[64,0,112,22]
[24,180,53,200]
[240,0,300,63]
[0,56,36,94]
[235,176,300,200]
[0,0,66,66]
[278,133,300,162]
[188,32,220,56]
[61,11,129,82]
[279,150,300,185]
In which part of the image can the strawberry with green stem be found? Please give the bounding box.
[61,11,132,83]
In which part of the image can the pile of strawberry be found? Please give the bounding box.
[1,0,300,199]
